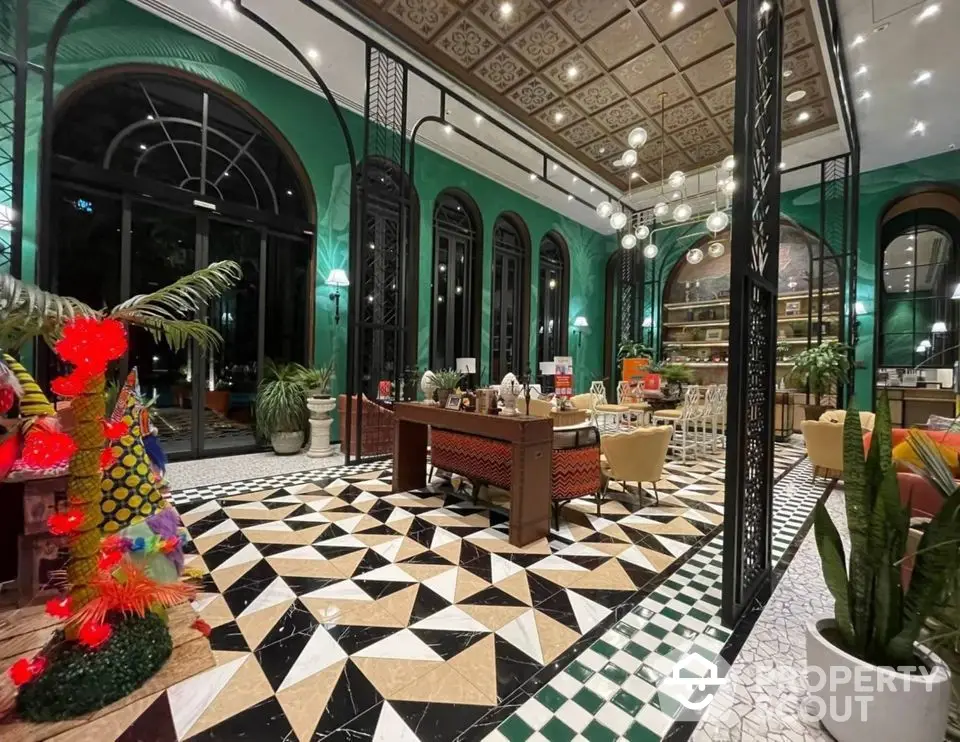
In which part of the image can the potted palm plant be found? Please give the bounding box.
[431,368,462,408]
[301,360,336,458]
[256,360,308,455]
[787,341,850,421]
[807,395,955,742]
[654,363,694,401]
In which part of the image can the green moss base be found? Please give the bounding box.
[17,612,173,722]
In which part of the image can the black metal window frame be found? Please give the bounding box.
[490,213,531,383]
[536,231,570,370]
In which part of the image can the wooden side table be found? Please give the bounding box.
[550,409,589,427]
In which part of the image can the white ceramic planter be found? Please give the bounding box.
[271,430,304,455]
[307,396,337,458]
[805,617,951,742]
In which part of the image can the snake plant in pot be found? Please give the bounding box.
[808,393,957,742]
[256,361,309,454]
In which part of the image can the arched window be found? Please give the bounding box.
[48,68,315,459]
[355,157,419,397]
[537,231,569,368]
[490,213,530,382]
[431,191,480,370]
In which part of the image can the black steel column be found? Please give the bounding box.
[0,0,29,278]
[722,0,784,627]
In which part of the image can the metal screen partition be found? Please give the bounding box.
[0,0,28,278]
[721,0,784,627]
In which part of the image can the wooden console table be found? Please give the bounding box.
[392,403,554,547]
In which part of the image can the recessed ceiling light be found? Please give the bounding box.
[146,114,155,121]
[916,3,940,23]
[855,65,868,77]
[857,91,871,102]
[796,111,811,123]
[529,172,537,181]
[500,2,514,17]
[885,271,890,276]
[671,1,685,15]
[566,66,579,80]
[589,186,595,193]
[307,48,319,61]
[913,70,932,85]
[851,34,865,47]
[572,176,578,183]
[911,120,927,136]
[474,114,483,125]
[552,163,558,172]
[786,89,806,102]
[783,69,793,79]
[598,146,605,154]
[139,143,147,150]
[567,194,573,201]
[554,111,565,123]
[444,124,453,135]
[779,161,786,170]
[906,261,913,266]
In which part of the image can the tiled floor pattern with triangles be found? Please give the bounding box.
[102,440,806,741]
[485,459,828,742]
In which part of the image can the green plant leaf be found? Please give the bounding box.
[841,401,873,654]
[814,500,856,650]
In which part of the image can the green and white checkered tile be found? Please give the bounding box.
[485,459,824,742]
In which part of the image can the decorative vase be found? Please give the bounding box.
[421,371,438,404]
[271,431,304,455]
[499,373,519,416]
[437,389,452,408]
[805,617,951,742]
[306,396,337,458]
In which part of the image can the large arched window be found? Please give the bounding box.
[49,68,315,459]
[431,191,480,370]
[490,213,530,381]
[537,231,569,366]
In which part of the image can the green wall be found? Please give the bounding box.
[22,0,615,428]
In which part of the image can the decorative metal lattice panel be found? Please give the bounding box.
[722,0,784,626]
[0,0,26,277]
[619,246,635,345]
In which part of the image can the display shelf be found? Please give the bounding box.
[663,289,841,312]
[661,312,840,329]
[664,337,822,348]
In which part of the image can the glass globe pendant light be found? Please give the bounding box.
[621,233,637,249]
[627,126,648,149]
[686,247,704,264]
[705,209,729,233]
[667,170,686,189]
[673,203,693,222]
[610,210,628,230]
[722,155,735,172]
[596,201,613,218]
[707,241,725,258]
[621,149,638,167]
[654,202,669,217]
[643,242,659,259]
[634,223,650,240]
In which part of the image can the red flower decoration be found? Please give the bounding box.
[191,619,211,638]
[78,621,112,649]
[47,509,85,536]
[102,419,129,439]
[8,657,46,686]
[21,429,77,469]
[98,550,123,572]
[50,367,95,398]
[100,534,127,553]
[45,596,72,619]
[0,385,14,416]
[55,317,127,373]
[100,447,118,471]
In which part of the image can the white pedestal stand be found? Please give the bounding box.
[307,396,337,458]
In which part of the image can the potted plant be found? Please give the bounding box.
[431,368,462,408]
[300,360,336,458]
[808,396,955,742]
[617,340,653,361]
[655,363,694,401]
[787,341,850,421]
[256,360,309,455]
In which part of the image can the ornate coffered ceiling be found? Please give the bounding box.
[347,0,838,191]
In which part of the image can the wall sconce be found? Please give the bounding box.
[852,301,867,345]
[642,316,653,328]
[854,301,866,316]
[932,321,948,334]
[573,316,589,347]
[953,284,960,300]
[326,268,349,324]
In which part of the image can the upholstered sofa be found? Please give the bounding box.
[338,394,394,458]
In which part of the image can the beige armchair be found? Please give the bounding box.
[801,419,845,479]
[819,409,876,432]
[599,425,673,511]
[517,397,553,417]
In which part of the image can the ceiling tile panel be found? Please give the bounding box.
[386,0,458,40]
[585,13,657,69]
[507,76,560,112]
[350,0,838,185]
[569,76,626,113]
[594,98,645,133]
[470,0,542,39]
[613,46,676,94]
[474,48,532,92]
[434,18,498,69]
[640,0,716,38]
[553,0,627,40]
[543,49,602,91]
[684,47,736,92]
[510,16,576,68]
[559,119,606,148]
[662,13,736,69]
[635,74,692,116]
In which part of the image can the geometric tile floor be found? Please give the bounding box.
[98,440,808,741]
[486,458,829,742]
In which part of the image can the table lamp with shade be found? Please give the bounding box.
[326,268,350,325]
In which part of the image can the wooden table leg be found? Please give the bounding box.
[508,438,552,547]
[392,419,428,493]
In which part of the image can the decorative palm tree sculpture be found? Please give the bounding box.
[0,262,241,607]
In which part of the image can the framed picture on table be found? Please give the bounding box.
[445,394,462,410]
